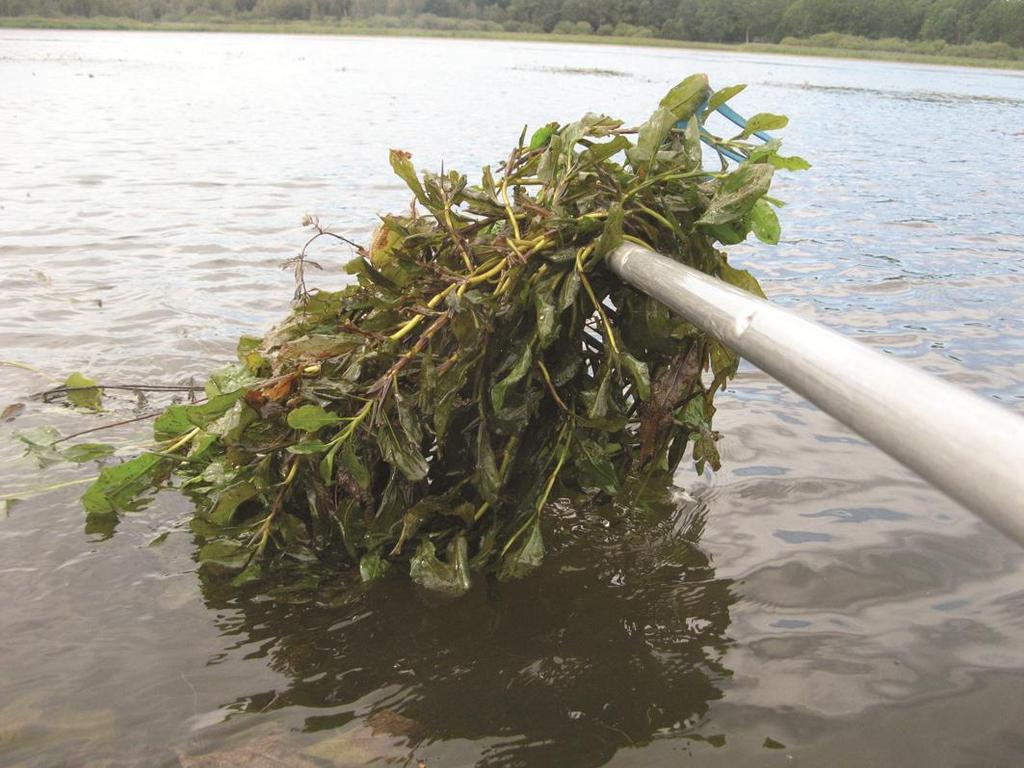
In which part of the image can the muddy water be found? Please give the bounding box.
[1,30,1023,767]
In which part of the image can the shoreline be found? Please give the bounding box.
[2,16,1023,72]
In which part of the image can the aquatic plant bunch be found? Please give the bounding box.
[81,74,806,591]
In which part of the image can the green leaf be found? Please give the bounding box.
[82,454,166,517]
[154,392,242,441]
[659,73,710,121]
[720,262,767,299]
[528,123,557,150]
[389,148,430,207]
[204,364,256,398]
[410,535,471,594]
[697,163,774,226]
[574,438,619,495]
[491,345,533,414]
[681,395,711,428]
[621,353,651,401]
[558,269,581,312]
[498,520,544,581]
[61,443,115,463]
[682,116,702,169]
[378,413,428,482]
[64,372,102,411]
[153,407,192,442]
[582,135,630,164]
[767,153,811,171]
[534,286,559,349]
[359,549,391,582]
[286,440,330,455]
[16,425,63,466]
[749,198,781,244]
[197,539,250,573]
[706,83,746,115]
[476,422,501,504]
[210,482,257,525]
[287,405,344,432]
[693,426,722,473]
[592,204,624,262]
[236,335,266,373]
[338,443,371,491]
[709,340,740,383]
[738,112,788,138]
[627,107,676,171]
[390,496,441,556]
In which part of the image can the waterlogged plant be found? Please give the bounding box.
[64,75,806,592]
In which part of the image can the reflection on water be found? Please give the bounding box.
[197,489,733,767]
[2,29,1024,768]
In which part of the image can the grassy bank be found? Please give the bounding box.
[3,15,1023,71]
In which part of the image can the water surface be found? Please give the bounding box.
[1,30,1024,767]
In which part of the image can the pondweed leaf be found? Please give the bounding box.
[286,404,344,431]
[61,443,115,463]
[497,520,545,581]
[737,112,789,138]
[706,83,746,115]
[64,371,102,412]
[82,454,167,517]
[410,536,471,594]
[749,198,782,244]
[697,163,775,226]
[659,73,710,121]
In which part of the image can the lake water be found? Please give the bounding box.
[2,29,1024,767]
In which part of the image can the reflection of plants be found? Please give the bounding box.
[200,481,734,768]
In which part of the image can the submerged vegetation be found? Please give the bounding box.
[30,75,806,592]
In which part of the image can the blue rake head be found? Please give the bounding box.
[679,100,774,165]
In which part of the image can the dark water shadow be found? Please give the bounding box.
[197,484,736,767]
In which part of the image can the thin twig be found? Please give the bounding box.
[36,384,202,402]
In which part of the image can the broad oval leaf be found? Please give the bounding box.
[286,405,344,432]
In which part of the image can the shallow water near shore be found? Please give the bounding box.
[1,29,1024,767]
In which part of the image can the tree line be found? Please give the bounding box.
[2,0,1022,50]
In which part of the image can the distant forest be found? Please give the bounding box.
[3,0,1023,51]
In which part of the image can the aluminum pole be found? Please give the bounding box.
[608,242,1024,547]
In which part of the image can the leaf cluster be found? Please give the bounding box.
[80,74,804,592]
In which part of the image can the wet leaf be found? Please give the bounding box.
[60,443,115,463]
[15,425,63,466]
[64,371,102,411]
[749,198,781,244]
[697,163,774,226]
[498,520,544,581]
[210,482,257,525]
[738,112,788,138]
[622,353,651,401]
[378,414,428,482]
[627,107,676,171]
[286,404,344,432]
[410,536,471,594]
[491,345,533,414]
[659,73,710,121]
[720,262,768,299]
[706,83,746,114]
[82,454,166,517]
[389,148,430,208]
[574,438,620,495]
[359,549,391,582]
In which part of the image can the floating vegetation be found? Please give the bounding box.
[42,74,806,592]
[518,65,635,78]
